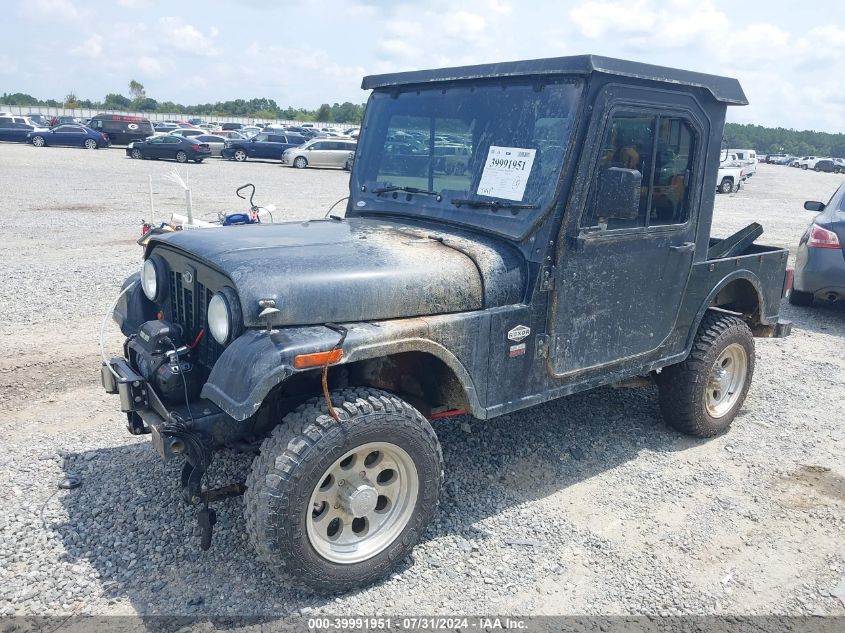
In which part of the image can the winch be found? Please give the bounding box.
[127,320,203,405]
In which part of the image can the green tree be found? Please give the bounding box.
[0,92,41,106]
[128,80,145,101]
[103,93,131,109]
[64,91,79,108]
[135,97,158,111]
[315,103,331,122]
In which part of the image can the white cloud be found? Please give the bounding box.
[18,0,81,20]
[70,34,103,59]
[117,0,152,7]
[157,16,220,56]
[137,56,162,76]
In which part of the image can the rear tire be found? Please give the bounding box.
[789,287,814,306]
[84,138,98,149]
[294,156,308,169]
[244,387,443,593]
[719,178,733,194]
[176,151,188,163]
[657,312,754,438]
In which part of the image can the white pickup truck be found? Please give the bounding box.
[716,164,743,193]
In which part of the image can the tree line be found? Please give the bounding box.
[0,80,366,124]
[724,122,845,158]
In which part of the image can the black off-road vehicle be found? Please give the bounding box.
[102,55,791,592]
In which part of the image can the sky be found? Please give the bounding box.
[2,0,844,132]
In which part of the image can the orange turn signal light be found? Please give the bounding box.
[294,348,343,369]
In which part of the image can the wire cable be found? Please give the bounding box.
[323,196,349,218]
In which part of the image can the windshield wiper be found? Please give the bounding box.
[450,198,538,210]
[372,185,441,199]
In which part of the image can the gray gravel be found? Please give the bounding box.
[1,144,844,617]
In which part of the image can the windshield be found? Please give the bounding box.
[352,79,582,228]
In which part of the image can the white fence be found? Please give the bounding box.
[0,104,353,130]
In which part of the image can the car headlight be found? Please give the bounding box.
[141,255,167,302]
[207,287,242,345]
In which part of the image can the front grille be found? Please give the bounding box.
[169,272,222,370]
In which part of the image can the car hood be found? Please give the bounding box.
[149,217,525,327]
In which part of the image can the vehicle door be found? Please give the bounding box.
[326,142,350,167]
[0,120,18,141]
[144,136,168,158]
[306,141,330,165]
[550,90,704,376]
[161,136,183,159]
[247,133,270,158]
[51,125,86,146]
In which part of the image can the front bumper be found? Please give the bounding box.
[101,356,228,460]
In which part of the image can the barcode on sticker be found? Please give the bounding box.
[517,151,530,158]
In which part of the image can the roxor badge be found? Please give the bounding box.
[508,325,531,342]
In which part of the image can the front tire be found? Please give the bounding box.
[31,135,45,147]
[244,387,443,593]
[657,312,755,438]
[130,148,143,159]
[293,156,308,169]
[176,150,188,163]
[233,149,247,162]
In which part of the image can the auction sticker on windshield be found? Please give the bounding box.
[477,145,536,201]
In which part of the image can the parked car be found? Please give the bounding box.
[221,122,243,131]
[193,134,228,157]
[814,159,841,173]
[790,185,845,305]
[716,164,743,193]
[0,120,37,143]
[25,113,50,127]
[169,128,206,139]
[282,138,358,168]
[798,156,822,170]
[240,126,261,137]
[27,124,110,149]
[217,130,246,140]
[88,114,155,145]
[222,131,306,161]
[126,135,211,163]
[790,157,805,167]
[0,114,31,126]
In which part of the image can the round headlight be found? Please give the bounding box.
[208,287,242,345]
[141,256,166,302]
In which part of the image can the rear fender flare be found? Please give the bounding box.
[686,270,766,349]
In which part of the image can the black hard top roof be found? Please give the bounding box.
[362,54,748,105]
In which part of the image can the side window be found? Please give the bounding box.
[310,142,325,150]
[583,111,694,230]
[584,113,656,230]
[650,116,694,226]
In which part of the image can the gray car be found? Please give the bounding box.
[282,138,357,169]
[194,134,227,157]
[790,182,845,305]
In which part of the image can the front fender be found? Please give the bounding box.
[201,317,485,421]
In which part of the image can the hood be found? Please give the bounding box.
[150,217,525,327]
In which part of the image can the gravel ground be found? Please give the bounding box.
[0,143,844,618]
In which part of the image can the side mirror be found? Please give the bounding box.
[596,167,642,221]
[804,201,825,212]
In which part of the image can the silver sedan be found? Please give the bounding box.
[194,134,227,157]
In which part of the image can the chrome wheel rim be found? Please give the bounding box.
[84,139,96,149]
[131,149,141,159]
[234,150,245,161]
[705,343,747,418]
[306,441,418,564]
[294,157,306,168]
[33,137,44,147]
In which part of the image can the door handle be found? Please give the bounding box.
[669,242,696,253]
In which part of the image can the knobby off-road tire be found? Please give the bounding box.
[244,387,443,593]
[658,312,755,438]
